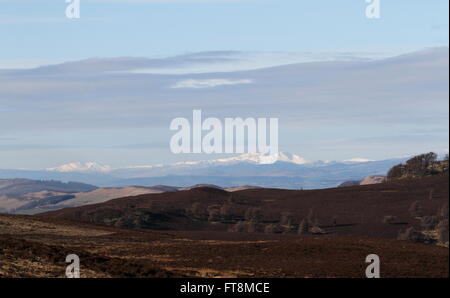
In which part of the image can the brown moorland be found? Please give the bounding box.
[40,175,448,240]
[0,213,448,278]
[0,175,448,278]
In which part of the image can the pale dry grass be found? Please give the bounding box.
[0,215,113,237]
[0,257,111,278]
[163,266,253,278]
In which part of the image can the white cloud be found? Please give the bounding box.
[170,78,252,89]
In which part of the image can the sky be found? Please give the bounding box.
[0,0,449,169]
[1,0,448,66]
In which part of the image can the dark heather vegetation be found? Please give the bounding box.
[1,213,448,278]
[379,153,449,246]
[40,172,448,247]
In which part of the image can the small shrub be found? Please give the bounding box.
[246,221,258,233]
[264,224,283,234]
[230,221,261,233]
[420,215,439,230]
[382,215,396,224]
[310,225,325,235]
[397,227,424,242]
[280,212,294,226]
[264,224,275,234]
[245,207,263,223]
[229,221,247,233]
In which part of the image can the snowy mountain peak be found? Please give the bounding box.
[46,152,310,173]
[199,152,309,165]
[46,162,112,173]
[276,152,309,165]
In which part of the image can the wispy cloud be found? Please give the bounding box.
[171,78,252,89]
[0,48,448,166]
[1,48,447,133]
[3,51,243,74]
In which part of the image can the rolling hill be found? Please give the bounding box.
[0,179,179,214]
[1,174,446,278]
[40,175,449,242]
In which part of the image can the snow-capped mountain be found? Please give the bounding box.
[173,152,309,167]
[1,152,408,190]
[47,162,112,173]
[344,158,375,163]
[207,152,308,165]
[46,152,309,173]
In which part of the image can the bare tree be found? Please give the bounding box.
[332,215,338,227]
[187,202,207,220]
[207,208,221,222]
[438,202,449,220]
[306,207,317,226]
[409,201,423,218]
[397,227,423,242]
[219,204,234,220]
[437,219,449,243]
[280,212,293,225]
[280,212,296,233]
[245,207,263,223]
[298,219,309,235]
[405,152,437,176]
[265,224,283,234]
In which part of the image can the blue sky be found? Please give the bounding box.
[0,0,448,169]
[1,0,448,65]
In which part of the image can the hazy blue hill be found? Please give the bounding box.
[0,178,97,196]
[0,157,407,189]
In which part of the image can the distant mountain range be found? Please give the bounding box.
[0,179,97,213]
[0,152,408,190]
[0,179,96,196]
[0,179,258,214]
